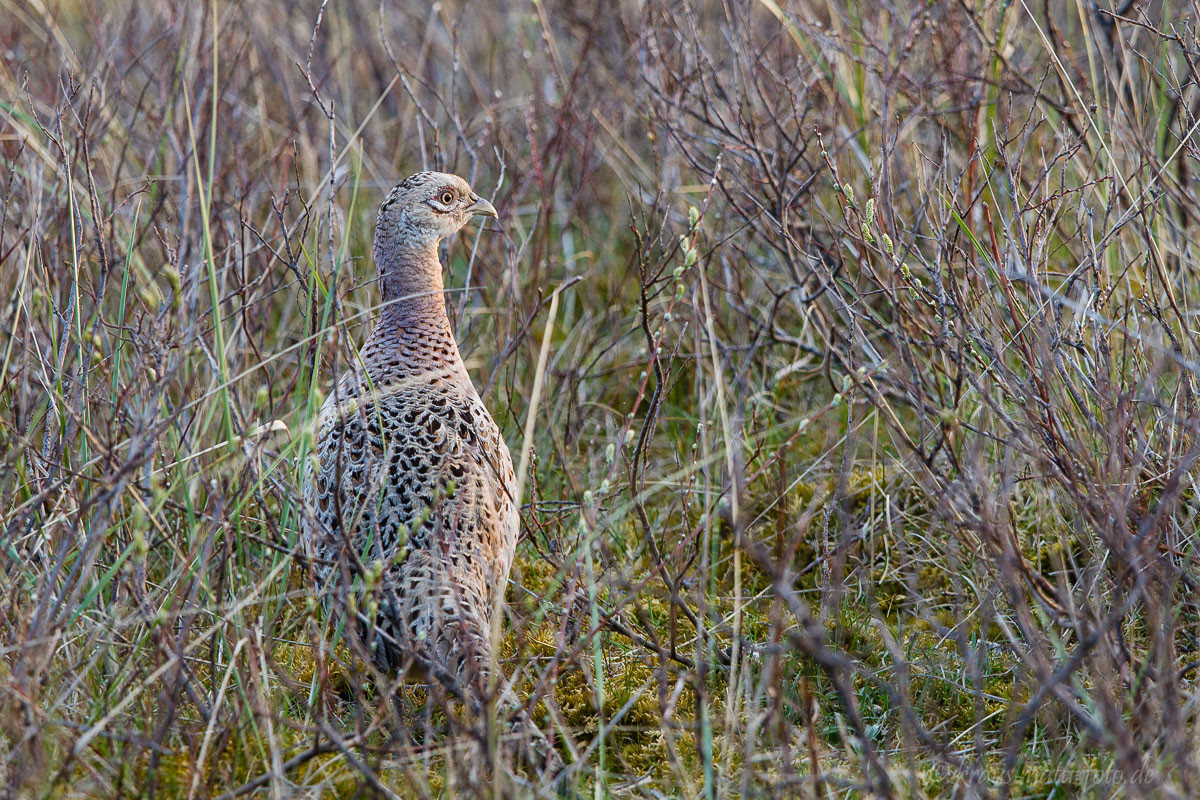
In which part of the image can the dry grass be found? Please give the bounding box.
[4,0,1200,796]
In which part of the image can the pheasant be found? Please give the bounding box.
[302,171,515,702]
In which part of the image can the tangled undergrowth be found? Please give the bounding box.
[5,0,1200,797]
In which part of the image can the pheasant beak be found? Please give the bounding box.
[467,195,498,219]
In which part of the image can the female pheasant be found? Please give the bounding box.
[302,171,513,702]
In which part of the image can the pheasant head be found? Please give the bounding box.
[373,171,497,306]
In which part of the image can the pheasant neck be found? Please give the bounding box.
[377,238,445,317]
[372,238,465,374]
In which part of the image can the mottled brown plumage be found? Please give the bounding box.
[301,172,512,700]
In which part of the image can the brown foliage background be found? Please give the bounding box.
[3,0,1200,796]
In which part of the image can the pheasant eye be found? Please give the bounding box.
[439,191,454,205]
